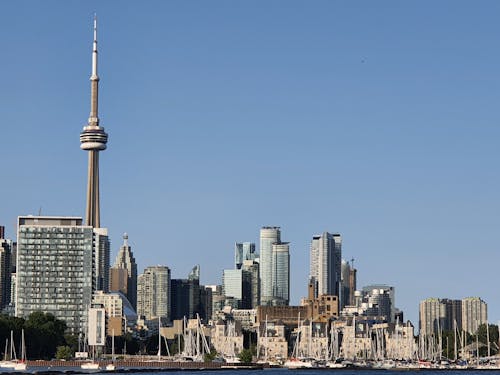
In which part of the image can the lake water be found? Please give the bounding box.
[80,370,500,375]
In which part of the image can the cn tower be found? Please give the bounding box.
[80,16,108,228]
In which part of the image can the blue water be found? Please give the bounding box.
[93,371,500,375]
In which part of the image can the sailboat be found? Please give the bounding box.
[106,330,116,371]
[14,330,27,371]
[81,344,99,370]
[0,331,18,369]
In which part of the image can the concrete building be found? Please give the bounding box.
[302,291,339,323]
[256,305,308,327]
[295,321,329,359]
[110,233,137,309]
[419,298,467,336]
[462,297,487,334]
[92,290,137,336]
[309,232,342,299]
[257,320,288,361]
[16,216,93,334]
[362,285,395,322]
[137,265,171,321]
[211,319,244,358]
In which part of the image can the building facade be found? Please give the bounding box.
[170,265,204,321]
[93,228,110,292]
[137,265,171,321]
[271,242,289,305]
[110,233,137,309]
[309,232,342,299]
[0,228,12,309]
[234,242,256,270]
[16,216,93,334]
[242,259,260,308]
[419,297,481,336]
[462,297,487,334]
[259,227,280,305]
[362,285,395,322]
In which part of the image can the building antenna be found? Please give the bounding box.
[38,206,42,216]
[351,257,355,269]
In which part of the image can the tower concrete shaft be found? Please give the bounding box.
[80,16,108,228]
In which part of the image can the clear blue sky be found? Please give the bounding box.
[1,1,499,326]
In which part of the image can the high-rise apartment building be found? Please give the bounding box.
[0,227,12,309]
[137,266,171,321]
[419,297,484,336]
[420,298,444,336]
[309,232,342,299]
[443,299,462,332]
[110,233,137,309]
[93,227,110,292]
[462,297,487,334]
[235,242,256,269]
[259,227,290,306]
[272,242,290,305]
[16,216,94,334]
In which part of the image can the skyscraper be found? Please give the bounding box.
[462,297,487,334]
[272,242,290,305]
[419,298,464,336]
[222,269,245,303]
[309,232,342,298]
[0,228,12,309]
[234,242,256,269]
[80,16,108,229]
[16,216,93,334]
[137,266,171,321]
[259,226,280,305]
[110,233,138,309]
[242,259,260,308]
[93,228,110,292]
[171,265,203,321]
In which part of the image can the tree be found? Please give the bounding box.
[204,348,217,362]
[238,348,253,364]
[55,346,72,360]
[24,311,67,359]
[476,324,499,356]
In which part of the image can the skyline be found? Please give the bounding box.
[1,1,500,326]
